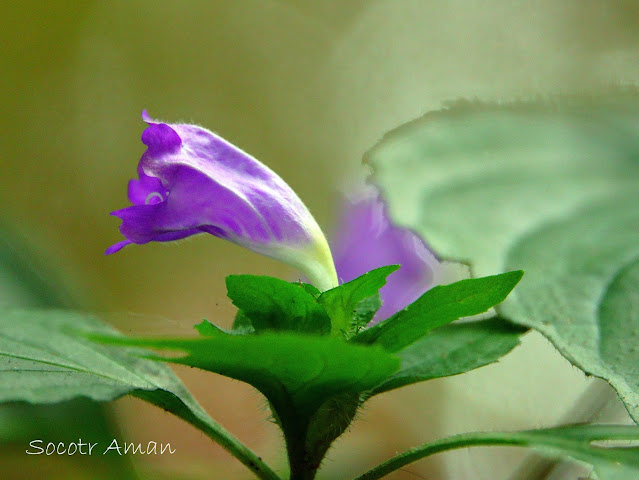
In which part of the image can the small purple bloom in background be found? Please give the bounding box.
[332,190,441,323]
[107,111,338,291]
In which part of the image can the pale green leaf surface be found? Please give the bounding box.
[231,311,257,334]
[0,309,280,480]
[0,310,183,402]
[365,92,639,421]
[0,228,137,479]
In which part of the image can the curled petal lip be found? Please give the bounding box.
[104,239,133,255]
[107,111,338,291]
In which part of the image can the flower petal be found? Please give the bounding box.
[332,191,440,322]
[127,168,166,205]
[141,122,182,156]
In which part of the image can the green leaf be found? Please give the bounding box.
[0,309,280,480]
[0,226,138,479]
[353,271,523,352]
[350,295,382,335]
[91,331,400,418]
[352,424,639,480]
[298,282,321,299]
[0,309,182,404]
[318,265,399,337]
[0,223,73,309]
[195,319,254,336]
[369,317,526,395]
[365,91,639,421]
[226,274,331,335]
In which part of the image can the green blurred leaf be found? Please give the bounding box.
[0,224,72,309]
[352,271,523,352]
[318,265,399,337]
[92,330,400,418]
[0,309,280,480]
[353,424,639,480]
[368,317,525,395]
[0,396,138,480]
[365,91,639,421]
[0,309,185,404]
[226,274,331,335]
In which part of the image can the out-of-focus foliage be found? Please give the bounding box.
[0,225,136,479]
[366,93,639,422]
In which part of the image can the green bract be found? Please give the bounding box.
[317,265,399,337]
[226,275,332,335]
[352,270,523,351]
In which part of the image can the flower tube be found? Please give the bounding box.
[107,112,338,291]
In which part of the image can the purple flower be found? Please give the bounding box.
[332,190,440,323]
[107,111,338,291]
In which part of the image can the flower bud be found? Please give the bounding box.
[107,112,338,291]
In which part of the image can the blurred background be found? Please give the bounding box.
[1,1,639,479]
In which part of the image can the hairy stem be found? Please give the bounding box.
[352,431,529,480]
[284,423,320,480]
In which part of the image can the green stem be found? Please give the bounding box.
[351,425,639,480]
[352,431,529,480]
[133,390,282,480]
[287,436,319,480]
[508,381,618,480]
[283,420,320,480]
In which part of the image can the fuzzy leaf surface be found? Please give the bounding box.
[0,309,279,480]
[366,92,639,421]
